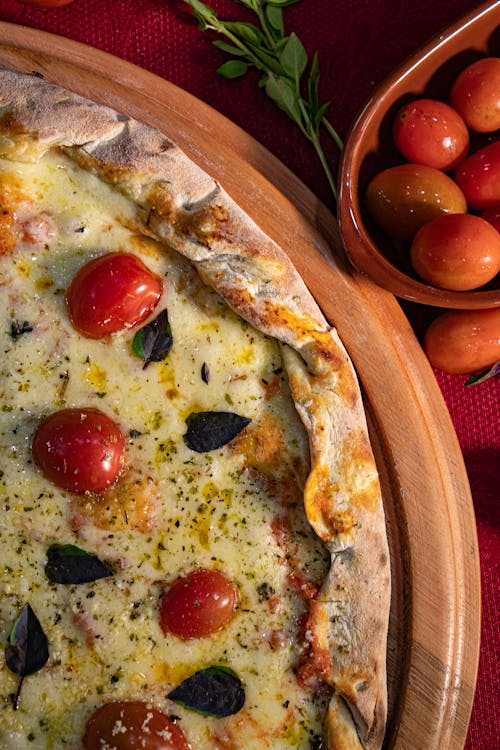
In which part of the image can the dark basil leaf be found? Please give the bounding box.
[201,362,210,384]
[132,309,173,369]
[45,544,112,584]
[465,360,500,386]
[310,734,327,750]
[168,666,245,718]
[183,411,251,452]
[10,320,33,340]
[5,604,49,710]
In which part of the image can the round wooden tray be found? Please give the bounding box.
[0,24,481,749]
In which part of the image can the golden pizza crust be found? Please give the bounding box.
[0,65,390,750]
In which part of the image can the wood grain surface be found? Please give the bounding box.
[0,24,482,749]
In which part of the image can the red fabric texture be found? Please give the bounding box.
[0,1,498,747]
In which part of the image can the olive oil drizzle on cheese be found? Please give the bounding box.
[0,153,330,749]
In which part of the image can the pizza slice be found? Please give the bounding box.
[0,66,390,750]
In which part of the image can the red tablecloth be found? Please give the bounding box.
[0,1,498,748]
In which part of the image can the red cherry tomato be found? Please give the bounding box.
[160,569,238,639]
[18,0,75,6]
[83,702,191,750]
[32,408,125,494]
[410,213,500,290]
[66,253,162,338]
[392,98,469,170]
[424,308,500,374]
[455,141,500,210]
[450,57,500,133]
[365,164,467,240]
[482,207,500,233]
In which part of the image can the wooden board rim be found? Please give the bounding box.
[0,23,482,750]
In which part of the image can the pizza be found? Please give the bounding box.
[0,66,390,750]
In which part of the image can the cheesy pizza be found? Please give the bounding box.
[0,67,390,750]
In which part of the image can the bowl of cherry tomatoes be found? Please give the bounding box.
[338,0,500,310]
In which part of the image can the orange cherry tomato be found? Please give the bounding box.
[365,164,467,241]
[32,408,125,494]
[160,569,238,639]
[392,98,469,170]
[450,57,500,133]
[410,213,500,290]
[83,702,191,750]
[66,253,162,339]
[455,141,500,210]
[424,308,500,374]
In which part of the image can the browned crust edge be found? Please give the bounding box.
[0,66,391,750]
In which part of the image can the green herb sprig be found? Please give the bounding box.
[182,0,343,200]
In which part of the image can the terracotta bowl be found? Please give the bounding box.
[338,0,500,309]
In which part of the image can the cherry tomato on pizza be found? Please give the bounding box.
[66,253,162,338]
[160,569,238,639]
[32,408,125,494]
[83,702,191,750]
[424,308,500,374]
[450,57,500,133]
[392,98,469,170]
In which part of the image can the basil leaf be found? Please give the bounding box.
[279,32,307,83]
[184,0,219,29]
[247,44,284,76]
[314,100,331,130]
[224,21,265,46]
[5,604,49,710]
[45,544,112,584]
[183,411,251,452]
[217,60,249,79]
[307,51,320,113]
[201,362,210,384]
[168,666,245,718]
[132,309,173,369]
[265,4,284,37]
[10,319,33,340]
[213,40,247,57]
[465,360,500,385]
[265,72,302,123]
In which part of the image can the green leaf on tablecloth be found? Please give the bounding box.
[465,360,500,386]
[279,32,307,84]
[217,60,249,78]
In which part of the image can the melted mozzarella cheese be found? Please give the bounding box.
[0,153,329,749]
